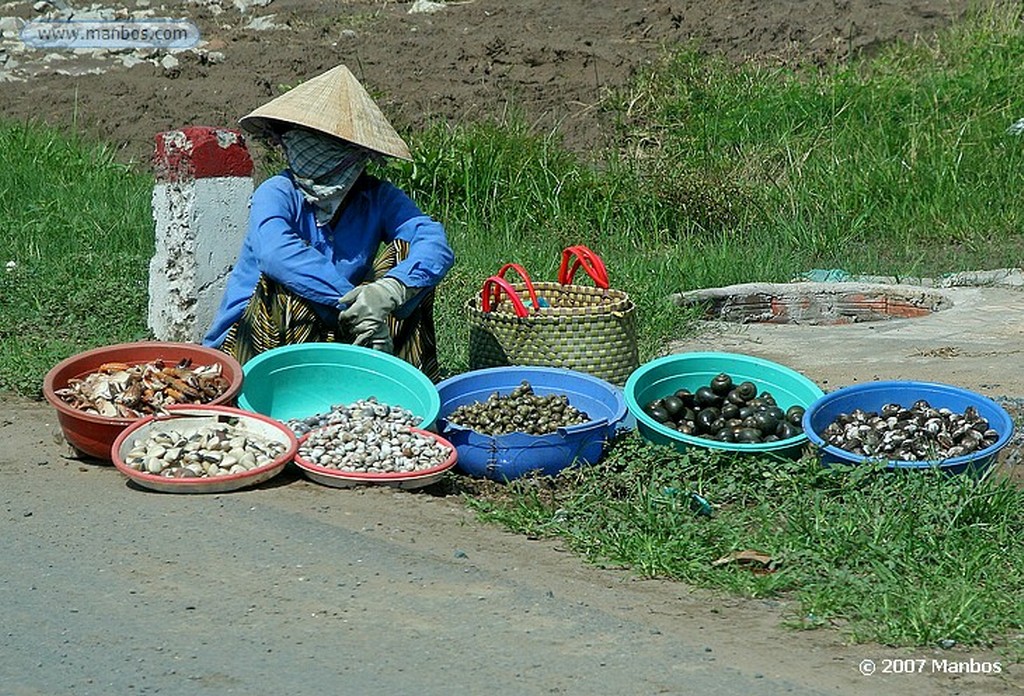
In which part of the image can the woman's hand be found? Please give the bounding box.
[337,277,412,348]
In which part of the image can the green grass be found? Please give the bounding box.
[0,124,153,394]
[1,0,1023,652]
[467,433,1024,649]
[613,3,1024,274]
[384,118,723,372]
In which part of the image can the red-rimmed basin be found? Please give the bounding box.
[294,427,457,489]
[111,404,298,493]
[43,341,244,461]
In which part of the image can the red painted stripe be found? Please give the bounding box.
[153,126,254,181]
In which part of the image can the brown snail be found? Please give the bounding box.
[448,381,590,436]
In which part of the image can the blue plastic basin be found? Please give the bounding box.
[237,343,440,428]
[435,366,629,481]
[802,380,1015,476]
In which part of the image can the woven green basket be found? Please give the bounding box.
[466,278,639,386]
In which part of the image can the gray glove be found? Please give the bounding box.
[338,277,417,349]
[366,322,394,354]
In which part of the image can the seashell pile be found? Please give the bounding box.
[821,400,1000,461]
[286,397,420,437]
[299,420,451,474]
[122,421,289,478]
[446,380,590,436]
[55,359,230,418]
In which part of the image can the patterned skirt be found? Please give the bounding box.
[220,240,440,381]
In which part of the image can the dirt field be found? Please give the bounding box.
[3,2,1019,694]
[1,0,972,164]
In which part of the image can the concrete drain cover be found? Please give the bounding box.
[675,282,952,325]
[665,273,1024,400]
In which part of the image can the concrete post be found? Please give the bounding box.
[148,126,254,343]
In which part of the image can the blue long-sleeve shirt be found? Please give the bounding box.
[203,172,454,348]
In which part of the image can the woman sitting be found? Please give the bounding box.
[202,64,454,381]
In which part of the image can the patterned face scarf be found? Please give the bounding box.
[281,128,373,226]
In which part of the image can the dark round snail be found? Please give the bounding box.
[674,389,696,407]
[735,381,757,401]
[785,405,806,426]
[694,386,723,408]
[661,395,685,420]
[710,372,733,396]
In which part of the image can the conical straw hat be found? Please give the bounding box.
[239,64,412,161]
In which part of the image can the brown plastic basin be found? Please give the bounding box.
[42,341,244,462]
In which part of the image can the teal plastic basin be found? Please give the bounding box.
[237,343,440,428]
[625,351,825,458]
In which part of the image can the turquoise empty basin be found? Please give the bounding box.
[237,343,440,428]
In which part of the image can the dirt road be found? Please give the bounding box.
[1,397,1016,696]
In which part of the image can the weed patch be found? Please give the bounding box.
[468,433,1024,648]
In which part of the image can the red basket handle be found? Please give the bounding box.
[481,276,530,317]
[494,262,541,311]
[558,245,609,288]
